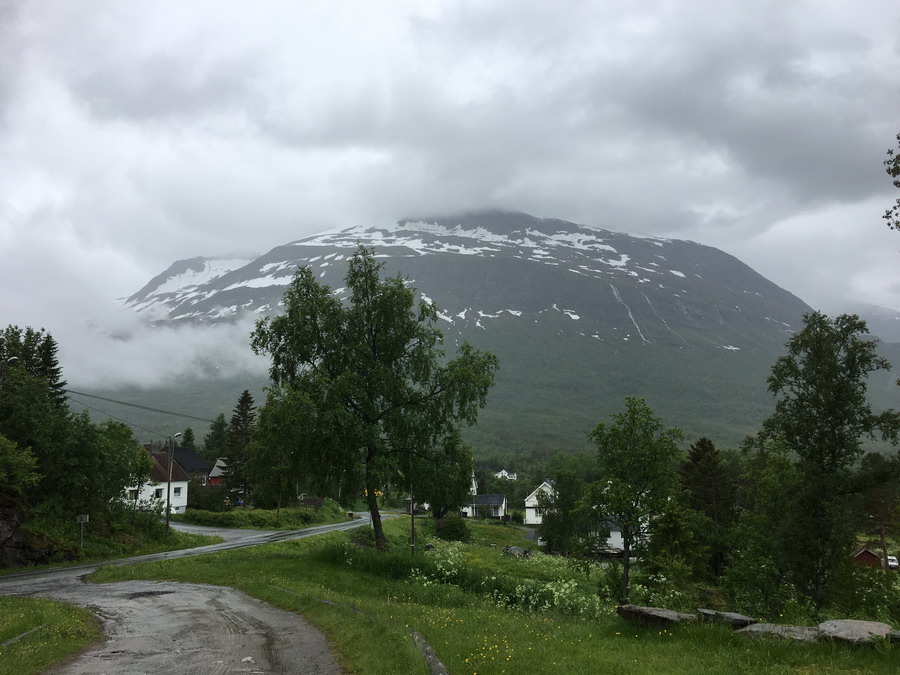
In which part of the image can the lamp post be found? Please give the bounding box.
[166,432,182,534]
[0,356,20,401]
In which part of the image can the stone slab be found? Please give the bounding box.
[817,619,892,645]
[697,608,757,629]
[736,623,818,642]
[616,604,697,628]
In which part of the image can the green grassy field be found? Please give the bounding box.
[0,597,100,675]
[88,518,900,674]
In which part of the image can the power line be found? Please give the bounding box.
[64,388,216,423]
[66,395,166,439]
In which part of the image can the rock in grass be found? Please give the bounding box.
[736,623,817,642]
[696,608,757,629]
[817,620,892,646]
[616,605,697,628]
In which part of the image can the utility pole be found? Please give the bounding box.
[410,484,416,555]
[166,432,182,534]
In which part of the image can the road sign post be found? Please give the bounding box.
[76,514,89,548]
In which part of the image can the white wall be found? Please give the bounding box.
[125,480,189,514]
[524,482,554,525]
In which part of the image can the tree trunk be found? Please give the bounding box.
[367,489,386,551]
[365,448,387,551]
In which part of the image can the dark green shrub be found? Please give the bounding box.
[187,483,229,511]
[435,515,470,542]
[829,564,900,623]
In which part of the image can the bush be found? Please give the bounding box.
[435,515,471,542]
[178,506,335,529]
[508,510,525,524]
[187,483,229,511]
[828,564,900,623]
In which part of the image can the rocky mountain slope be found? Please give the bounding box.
[118,210,895,457]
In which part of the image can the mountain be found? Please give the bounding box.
[126,256,254,319]
[852,304,900,343]
[117,210,893,458]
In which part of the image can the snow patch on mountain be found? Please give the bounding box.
[155,258,251,294]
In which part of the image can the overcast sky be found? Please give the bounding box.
[1,0,899,388]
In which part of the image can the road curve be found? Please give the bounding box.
[0,514,386,674]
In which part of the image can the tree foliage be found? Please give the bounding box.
[201,413,229,462]
[679,437,736,576]
[224,390,256,501]
[756,312,900,610]
[537,470,587,557]
[251,246,498,550]
[411,434,474,520]
[0,326,67,409]
[0,325,152,564]
[0,434,39,506]
[762,313,899,472]
[586,397,683,603]
[181,427,196,451]
[884,132,900,232]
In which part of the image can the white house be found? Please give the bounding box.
[459,473,508,518]
[494,469,517,481]
[524,480,625,552]
[126,452,190,514]
[524,481,555,525]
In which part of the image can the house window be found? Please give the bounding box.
[174,487,182,497]
[128,489,138,500]
[154,488,163,499]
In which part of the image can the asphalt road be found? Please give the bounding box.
[0,515,382,674]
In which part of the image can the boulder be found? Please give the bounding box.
[616,604,697,628]
[817,620,892,646]
[736,623,817,642]
[696,608,757,629]
[0,506,49,568]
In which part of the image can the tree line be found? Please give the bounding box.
[536,312,900,619]
[0,326,153,563]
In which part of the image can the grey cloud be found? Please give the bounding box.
[1,0,899,393]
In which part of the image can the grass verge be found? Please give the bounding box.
[88,518,899,674]
[0,596,100,675]
[0,529,222,577]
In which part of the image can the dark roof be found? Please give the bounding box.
[853,548,880,559]
[474,494,506,506]
[173,447,213,473]
[149,452,191,483]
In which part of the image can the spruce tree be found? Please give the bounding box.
[202,414,229,462]
[181,427,196,451]
[680,437,735,526]
[225,391,256,502]
[679,437,735,576]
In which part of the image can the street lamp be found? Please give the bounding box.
[0,356,20,400]
[166,432,182,534]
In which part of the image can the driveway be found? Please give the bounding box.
[0,515,382,674]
